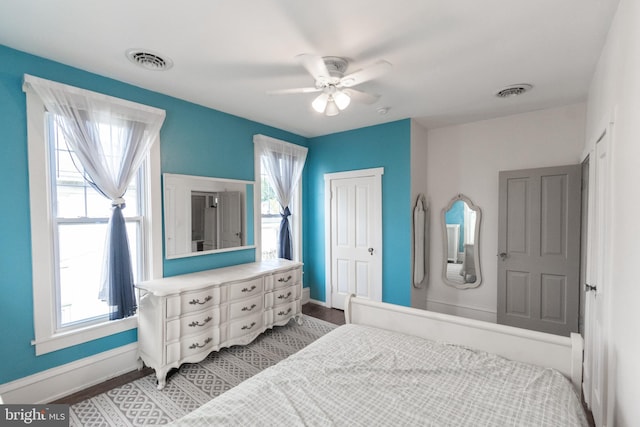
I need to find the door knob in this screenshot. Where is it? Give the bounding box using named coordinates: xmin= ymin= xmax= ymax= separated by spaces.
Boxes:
xmin=585 ymin=283 xmax=597 ymax=292
xmin=368 ymin=248 xmax=374 ymax=256
xmin=498 ymin=252 xmax=508 ymax=260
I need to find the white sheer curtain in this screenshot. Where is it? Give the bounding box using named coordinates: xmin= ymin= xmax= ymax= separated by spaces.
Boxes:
xmin=254 ymin=135 xmax=308 ymax=260
xmin=24 ymin=74 xmax=165 ymax=319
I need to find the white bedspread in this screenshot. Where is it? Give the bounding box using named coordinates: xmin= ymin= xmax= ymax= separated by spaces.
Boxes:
xmin=171 ymin=324 xmax=588 ymax=426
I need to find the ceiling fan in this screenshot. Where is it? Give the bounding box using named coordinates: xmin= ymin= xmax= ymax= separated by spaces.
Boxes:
xmin=268 ymin=54 xmax=392 ymax=116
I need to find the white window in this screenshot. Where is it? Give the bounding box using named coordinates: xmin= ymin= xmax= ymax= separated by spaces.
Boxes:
xmin=24 ymin=79 xmax=163 ymax=355
xmin=50 ymin=118 xmax=146 ymax=327
xmin=254 ymin=139 xmax=303 ymax=262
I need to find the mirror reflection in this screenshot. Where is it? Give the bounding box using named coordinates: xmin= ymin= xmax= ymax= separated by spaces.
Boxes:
xmin=191 ymin=191 xmax=242 ymax=252
xmin=164 ymin=173 xmax=253 ymax=259
xmin=442 ymin=194 xmax=482 ymax=288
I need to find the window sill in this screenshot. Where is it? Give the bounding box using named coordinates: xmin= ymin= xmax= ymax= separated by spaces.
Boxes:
xmin=31 ymin=316 xmax=137 ymax=356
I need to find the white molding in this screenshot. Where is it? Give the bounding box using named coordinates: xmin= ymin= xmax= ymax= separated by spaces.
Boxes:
xmin=425 ymin=298 xmax=497 ymax=323
xmin=301 ymin=287 xmax=311 ymax=305
xmin=324 ymin=168 xmax=384 ymax=309
xmin=23 ymin=81 xmax=162 ymax=355
xmin=0 ymin=343 xmax=139 ymax=404
xmin=308 ymin=298 xmax=328 ymax=307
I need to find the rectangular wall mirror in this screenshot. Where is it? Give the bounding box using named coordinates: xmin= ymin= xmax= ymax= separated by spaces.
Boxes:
xmin=164 ymin=173 xmax=254 ymax=259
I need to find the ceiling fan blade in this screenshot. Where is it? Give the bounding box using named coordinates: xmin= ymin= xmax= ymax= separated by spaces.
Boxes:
xmin=342 ymin=88 xmax=380 ymax=104
xmin=340 ymin=60 xmax=392 ymax=87
xmin=296 ymin=53 xmax=331 ymax=81
xmin=267 ymin=87 xmax=322 ymax=95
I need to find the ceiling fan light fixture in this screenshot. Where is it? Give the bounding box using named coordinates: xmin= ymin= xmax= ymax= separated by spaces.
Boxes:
xmin=333 ymin=90 xmax=351 ymax=110
xmin=312 ymin=93 xmax=329 ymax=113
xmin=325 ymin=99 xmax=340 ymax=116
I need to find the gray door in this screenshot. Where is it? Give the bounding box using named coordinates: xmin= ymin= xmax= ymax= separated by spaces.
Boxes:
xmin=497 ymin=164 xmax=581 ymax=336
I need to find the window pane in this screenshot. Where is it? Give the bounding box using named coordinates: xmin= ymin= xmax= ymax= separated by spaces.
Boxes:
xmin=261 ymin=174 xmax=280 ymax=260
xmin=58 ymin=221 xmax=140 ymax=326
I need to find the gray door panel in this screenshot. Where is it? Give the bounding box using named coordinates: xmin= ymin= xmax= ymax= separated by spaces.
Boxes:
xmin=497 ymin=164 xmax=581 ymax=336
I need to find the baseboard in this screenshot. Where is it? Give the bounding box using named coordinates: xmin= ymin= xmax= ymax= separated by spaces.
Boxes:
xmin=308 ymin=298 xmax=328 ymax=307
xmin=425 ymin=298 xmax=497 ymax=323
xmin=0 ymin=343 xmax=139 ymax=404
xmin=301 ymin=287 xmax=310 ymax=305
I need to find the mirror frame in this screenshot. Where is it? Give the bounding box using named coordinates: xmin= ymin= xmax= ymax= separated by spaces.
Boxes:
xmin=440 ymin=193 xmax=482 ymax=289
xmin=163 ymin=173 xmax=255 ymax=259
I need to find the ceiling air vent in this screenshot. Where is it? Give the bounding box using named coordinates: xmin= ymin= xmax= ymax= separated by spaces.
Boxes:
xmin=495 ymin=84 xmax=533 ymax=98
xmin=126 ymin=49 xmax=173 ymax=71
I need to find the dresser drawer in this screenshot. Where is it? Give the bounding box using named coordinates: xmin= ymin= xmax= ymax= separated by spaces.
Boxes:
xmin=272 ymin=268 xmax=300 ymax=289
xmin=165 ymin=328 xmax=220 ymax=365
xmin=229 ymin=294 xmax=263 ymax=320
xmin=264 ymin=284 xmax=299 ymax=309
xmin=265 ymin=300 xmax=299 ymax=324
xmin=229 ymin=312 xmax=263 ymax=340
xmin=166 ymin=308 xmax=220 ymax=342
xmin=167 ymin=287 xmax=220 ymax=318
xmin=227 ymin=277 xmax=263 ymax=301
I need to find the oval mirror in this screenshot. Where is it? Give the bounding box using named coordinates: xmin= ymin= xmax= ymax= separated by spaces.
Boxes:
xmin=441 ymin=194 xmax=482 ymax=289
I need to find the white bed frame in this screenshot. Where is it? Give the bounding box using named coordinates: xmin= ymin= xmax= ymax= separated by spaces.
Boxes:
xmin=344 ymin=295 xmax=583 ymax=392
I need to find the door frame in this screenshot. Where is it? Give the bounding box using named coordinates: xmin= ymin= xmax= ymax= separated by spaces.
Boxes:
xmin=324 ymin=167 xmax=384 ymax=308
xmin=582 ymin=110 xmax=616 ymax=427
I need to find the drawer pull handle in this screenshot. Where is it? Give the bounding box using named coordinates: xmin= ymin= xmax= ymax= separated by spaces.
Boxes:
xmin=241 ymin=304 xmax=257 ymax=312
xmin=241 ymin=285 xmax=257 ymax=293
xmin=189 ymin=337 xmax=213 ymax=349
xmin=188 ymin=316 xmax=213 ymax=327
xmin=189 ymin=295 xmax=213 ymax=305
xmin=277 ymin=275 xmax=293 ymax=283
xmin=277 ymin=308 xmax=293 ymax=316
xmin=241 ymin=321 xmax=257 ymax=330
xmin=277 ymin=291 xmax=292 ymax=300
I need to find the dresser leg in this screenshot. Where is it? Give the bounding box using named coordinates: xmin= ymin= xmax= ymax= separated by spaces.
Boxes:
xmin=156 ymin=369 xmax=168 ymax=390
xmin=295 ymin=314 xmax=304 ymax=325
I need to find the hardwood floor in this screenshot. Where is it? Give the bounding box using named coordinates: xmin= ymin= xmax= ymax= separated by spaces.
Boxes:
xmin=53 ymin=303 xmax=342 ymax=405
xmin=302 ymin=302 xmax=345 ymax=325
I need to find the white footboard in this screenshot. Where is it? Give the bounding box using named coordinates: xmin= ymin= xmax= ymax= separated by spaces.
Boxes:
xmin=344 ymin=295 xmax=583 ymax=392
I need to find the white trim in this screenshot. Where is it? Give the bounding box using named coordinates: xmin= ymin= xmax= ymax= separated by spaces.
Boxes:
xmin=0 ymin=343 xmax=139 ymax=404
xmin=301 ymin=287 xmax=311 ymax=305
xmin=308 ymin=298 xmax=329 ymax=307
xmin=252 ymin=135 xmax=304 ymax=262
xmin=324 ymin=168 xmax=384 ymax=308
xmin=24 ymin=81 xmax=162 ymax=355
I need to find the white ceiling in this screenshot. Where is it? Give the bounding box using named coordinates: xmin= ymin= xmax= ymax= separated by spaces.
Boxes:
xmin=0 ymin=0 xmax=619 ymax=138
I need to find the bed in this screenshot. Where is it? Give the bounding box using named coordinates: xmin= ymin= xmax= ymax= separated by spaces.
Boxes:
xmin=170 ymin=296 xmax=587 ymax=426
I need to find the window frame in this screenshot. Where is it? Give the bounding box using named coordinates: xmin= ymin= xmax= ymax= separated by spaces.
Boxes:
xmin=253 ymin=141 xmax=303 ymax=262
xmin=25 ymin=84 xmax=163 ymax=355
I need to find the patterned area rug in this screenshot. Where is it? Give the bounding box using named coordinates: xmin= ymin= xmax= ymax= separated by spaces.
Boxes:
xmin=70 ymin=315 xmax=337 ymax=426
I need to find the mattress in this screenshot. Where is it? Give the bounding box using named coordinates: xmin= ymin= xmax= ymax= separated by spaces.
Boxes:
xmin=171 ymin=324 xmax=588 ymax=426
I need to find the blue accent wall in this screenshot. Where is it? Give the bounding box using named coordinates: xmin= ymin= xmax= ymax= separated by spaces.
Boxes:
xmin=445 ymin=200 xmax=465 ymax=251
xmin=0 ymin=44 xmax=306 ymax=384
xmin=0 ymin=43 xmax=413 ymax=388
xmin=304 ymin=120 xmax=412 ymax=306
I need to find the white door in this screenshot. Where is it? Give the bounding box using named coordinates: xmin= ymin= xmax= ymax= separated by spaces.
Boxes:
xmin=584 ymin=126 xmax=612 ymax=427
xmin=219 ymin=191 xmax=242 ymax=248
xmin=325 ymin=168 xmax=383 ymax=310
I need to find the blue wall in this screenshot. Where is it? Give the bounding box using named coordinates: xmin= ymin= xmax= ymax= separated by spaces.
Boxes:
xmin=445 ymin=200 xmax=465 ymax=251
xmin=0 ymin=43 xmax=413 ymax=387
xmin=0 ymin=45 xmax=306 ymax=384
xmin=304 ymin=120 xmax=412 ymax=306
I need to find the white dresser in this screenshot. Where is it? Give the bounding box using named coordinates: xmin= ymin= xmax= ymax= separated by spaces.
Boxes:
xmin=136 ymin=259 xmax=303 ymax=389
